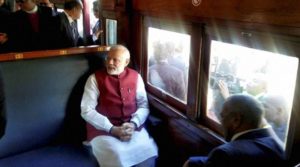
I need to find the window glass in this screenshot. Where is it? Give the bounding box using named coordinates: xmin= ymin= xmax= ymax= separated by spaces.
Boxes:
xmin=106 ymin=19 xmax=117 ymax=45
xmin=207 ymin=40 xmax=298 ymax=146
xmin=147 ymin=27 xmax=190 ymax=103
xmin=77 ymin=9 xmax=83 ymax=38
xmin=89 ymin=0 xmax=99 ymax=34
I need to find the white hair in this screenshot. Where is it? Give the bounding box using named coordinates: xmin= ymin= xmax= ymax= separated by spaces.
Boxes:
xmin=109 ymin=45 xmax=130 ymax=60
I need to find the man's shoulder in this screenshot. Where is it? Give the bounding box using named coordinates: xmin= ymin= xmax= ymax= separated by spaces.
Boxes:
xmin=13 ymin=10 xmax=25 ymax=17
xmin=94 ymin=69 xmax=107 ymax=76
xmin=126 ymin=68 xmax=139 ymax=76
xmin=56 ymin=12 xmax=67 ymax=21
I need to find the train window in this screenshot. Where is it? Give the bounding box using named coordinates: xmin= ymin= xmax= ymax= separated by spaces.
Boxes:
xmin=147 ymin=27 xmax=190 ymax=103
xmin=77 ymin=8 xmax=84 ymax=38
xmin=89 ymin=0 xmax=99 ymax=35
xmin=206 ymin=40 xmax=298 ymax=147
xmin=106 ymin=19 xmax=117 ymax=45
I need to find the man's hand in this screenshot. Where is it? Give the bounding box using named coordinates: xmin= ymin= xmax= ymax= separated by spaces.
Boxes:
xmin=0 ymin=33 xmax=8 ymax=44
xmin=95 ymin=29 xmax=103 ymax=38
xmin=218 ymin=80 xmax=230 ymax=99
xmin=110 ymin=122 xmax=136 ymax=141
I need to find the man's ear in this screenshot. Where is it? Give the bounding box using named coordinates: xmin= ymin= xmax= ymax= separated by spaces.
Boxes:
xmin=125 ymin=58 xmax=130 ymax=66
xmin=232 ymin=113 xmax=242 ymax=130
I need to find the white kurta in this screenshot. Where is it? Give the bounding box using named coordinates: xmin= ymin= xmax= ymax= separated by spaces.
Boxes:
xmin=81 ymin=74 xmax=158 ymax=167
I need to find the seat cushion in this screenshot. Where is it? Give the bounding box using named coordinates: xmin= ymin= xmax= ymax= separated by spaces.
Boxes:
xmin=0 ymin=144 xmax=99 ymax=167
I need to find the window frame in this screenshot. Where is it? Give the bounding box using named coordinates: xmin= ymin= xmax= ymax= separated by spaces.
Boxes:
xmin=142 ymin=17 xmax=202 ymax=114
xmin=200 ymin=24 xmax=300 ymax=155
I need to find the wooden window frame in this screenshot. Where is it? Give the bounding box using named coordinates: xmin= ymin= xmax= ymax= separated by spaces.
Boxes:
xmin=199 ymin=24 xmax=300 ymax=158
xmin=142 ymin=16 xmax=203 ymax=116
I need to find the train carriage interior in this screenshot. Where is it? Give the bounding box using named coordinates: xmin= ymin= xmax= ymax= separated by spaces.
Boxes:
xmin=0 ymin=0 xmax=300 ymax=166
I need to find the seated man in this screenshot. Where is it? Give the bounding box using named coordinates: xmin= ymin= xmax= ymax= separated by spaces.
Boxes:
xmin=81 ymin=45 xmax=158 ymax=167
xmin=183 ymin=94 xmax=285 ymax=167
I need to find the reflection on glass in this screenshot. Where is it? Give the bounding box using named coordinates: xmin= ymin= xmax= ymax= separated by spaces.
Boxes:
xmin=147 ymin=27 xmax=190 ymax=103
xmin=106 ymin=19 xmax=117 ymax=45
xmin=207 ymin=40 xmax=298 ymax=147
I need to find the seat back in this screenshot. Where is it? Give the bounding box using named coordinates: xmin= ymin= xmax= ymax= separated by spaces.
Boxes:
xmin=0 ymin=52 xmax=106 ymax=158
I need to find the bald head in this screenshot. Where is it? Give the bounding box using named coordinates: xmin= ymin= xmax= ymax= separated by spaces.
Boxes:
xmin=261 ymin=95 xmax=289 ymax=126
xmin=221 ymin=94 xmax=264 ymax=141
xmin=224 ymin=95 xmax=264 ymax=127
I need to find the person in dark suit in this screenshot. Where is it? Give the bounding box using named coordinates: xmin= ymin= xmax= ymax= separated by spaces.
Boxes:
xmin=55 ymin=0 xmax=83 ymax=48
xmin=0 ymin=0 xmax=9 ymax=12
xmin=183 ymin=94 xmax=286 ymax=167
xmin=37 ymin=0 xmax=58 ymax=16
xmin=10 ymin=0 xmax=57 ymax=52
xmin=0 ymin=0 xmax=12 ymax=53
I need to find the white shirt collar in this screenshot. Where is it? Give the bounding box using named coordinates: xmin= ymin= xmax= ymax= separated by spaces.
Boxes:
xmin=231 ymin=128 xmax=263 ymax=141
xmin=25 ymin=5 xmax=38 ymax=14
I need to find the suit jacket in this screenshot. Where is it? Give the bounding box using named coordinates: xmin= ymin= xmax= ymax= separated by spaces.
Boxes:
xmin=0 ymin=6 xmax=12 ymax=53
xmin=86 ymin=20 xmax=101 ymax=45
xmin=55 ymin=12 xmax=83 ymax=48
xmin=10 ymin=6 xmax=56 ymax=52
xmin=188 ymin=128 xmax=285 ymax=167
xmin=0 ymin=6 xmax=10 ymax=32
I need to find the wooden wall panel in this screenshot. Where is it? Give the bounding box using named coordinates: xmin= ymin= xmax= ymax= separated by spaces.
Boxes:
xmin=100 ymin=0 xmax=116 ymax=10
xmin=133 ymin=0 xmax=300 ymax=27
xmin=147 ymin=95 xmax=224 ymax=167
xmin=0 ymin=46 xmax=109 ymax=62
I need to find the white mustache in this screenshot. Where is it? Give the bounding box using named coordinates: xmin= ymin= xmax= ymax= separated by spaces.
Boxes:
xmin=107 ymin=65 xmax=116 ymax=69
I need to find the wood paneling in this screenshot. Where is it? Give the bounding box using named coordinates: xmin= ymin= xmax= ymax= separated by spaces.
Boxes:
xmin=147 ymin=94 xmax=224 ymax=167
xmin=133 ymin=0 xmax=300 ymax=27
xmin=100 ymin=0 xmax=116 ymax=10
xmin=0 ymin=46 xmax=110 ymax=62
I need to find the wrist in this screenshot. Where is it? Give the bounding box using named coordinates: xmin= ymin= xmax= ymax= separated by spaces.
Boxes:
xmin=130 ymin=121 xmax=137 ymax=130
xmin=109 ymin=126 xmax=115 ymax=134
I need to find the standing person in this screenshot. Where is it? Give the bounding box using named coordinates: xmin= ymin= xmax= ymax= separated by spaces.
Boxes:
xmin=0 ymin=0 xmax=12 ymax=53
xmin=149 ymin=41 xmax=186 ymax=101
xmin=10 ymin=0 xmax=57 ymax=51
xmin=81 ymin=45 xmax=158 ymax=167
xmin=0 ymin=0 xmax=9 ymax=12
xmin=261 ymin=94 xmax=289 ymax=142
xmin=183 ymin=94 xmax=285 ymax=167
xmin=37 ymin=0 xmax=58 ymax=16
xmin=86 ymin=0 xmax=102 ymax=45
xmin=55 ymin=0 xmax=83 ymax=48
